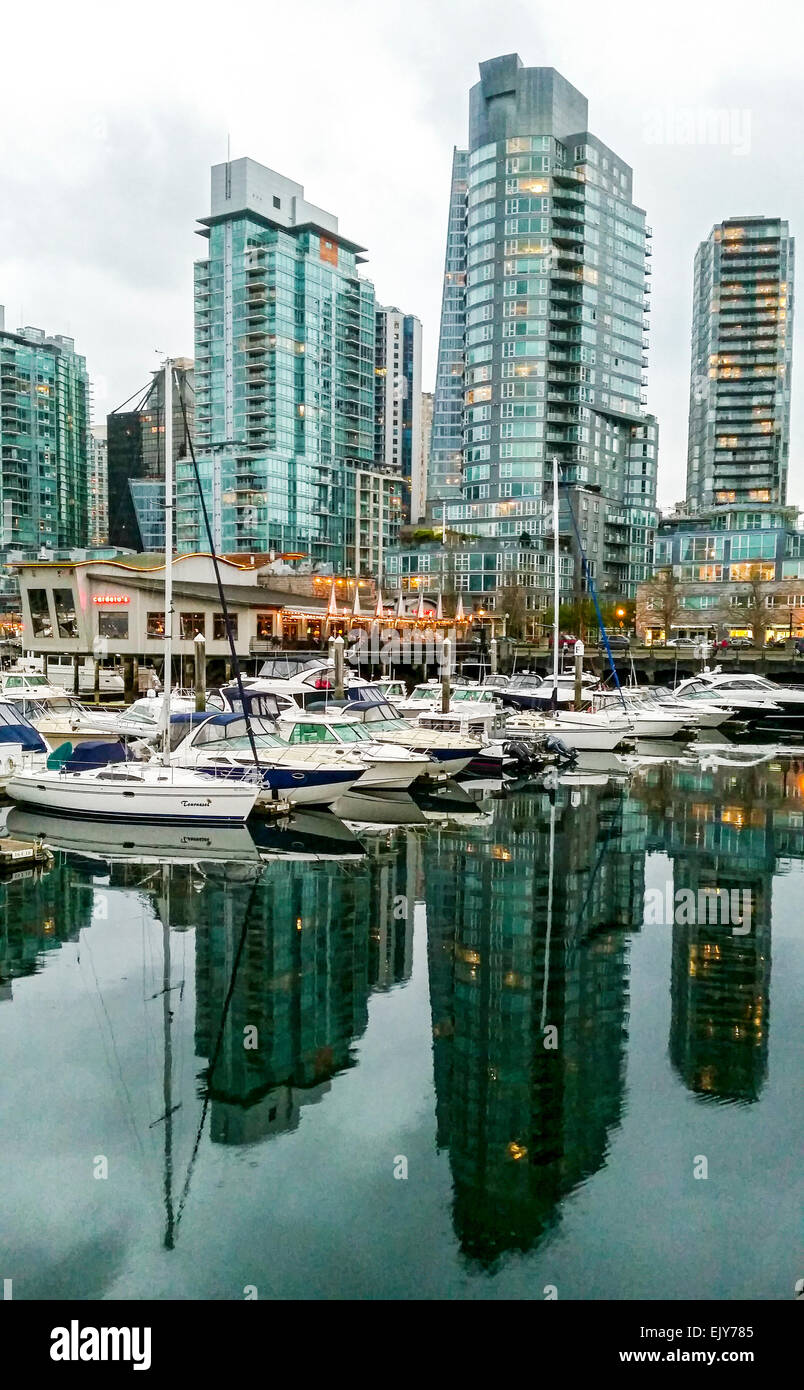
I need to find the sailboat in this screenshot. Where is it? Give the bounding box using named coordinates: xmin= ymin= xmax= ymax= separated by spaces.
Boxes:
xmin=5 ymin=359 xmax=259 ymax=826
xmin=504 ymin=458 xmax=636 ymax=752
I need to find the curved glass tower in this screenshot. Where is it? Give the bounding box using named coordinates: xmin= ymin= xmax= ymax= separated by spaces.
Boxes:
xmin=427 ymin=55 xmax=658 ymax=600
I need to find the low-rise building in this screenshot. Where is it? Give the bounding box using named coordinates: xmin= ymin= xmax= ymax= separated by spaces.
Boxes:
xmin=14 ymin=552 xmax=330 ymax=670
xmin=636 ymin=501 xmax=804 ymax=642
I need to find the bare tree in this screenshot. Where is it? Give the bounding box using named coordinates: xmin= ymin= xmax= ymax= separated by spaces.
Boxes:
xmin=642 ymin=566 xmax=682 ymax=641
xmin=724 ymin=571 xmax=781 ymax=646
xmin=498 ymin=583 xmax=528 ymax=639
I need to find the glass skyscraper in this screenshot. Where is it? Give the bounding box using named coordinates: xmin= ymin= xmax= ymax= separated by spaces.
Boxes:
xmin=425 ymin=56 xmax=658 ymax=601
xmin=428 ymin=148 xmax=469 ymax=517
xmin=374 ymin=306 xmax=422 ymax=524
xmin=0 ymin=308 xmax=91 ymax=553
xmin=686 ymin=217 xmax=794 ymax=511
xmin=107 ymin=360 xmax=194 ymax=552
xmin=178 ymin=158 xmax=400 ymax=573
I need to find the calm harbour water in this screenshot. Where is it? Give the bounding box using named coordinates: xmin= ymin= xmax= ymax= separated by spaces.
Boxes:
xmin=0 ymin=756 xmax=801 ymax=1301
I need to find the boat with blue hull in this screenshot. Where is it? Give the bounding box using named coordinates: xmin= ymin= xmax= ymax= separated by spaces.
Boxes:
xmin=168 ymin=712 xmax=366 ymax=807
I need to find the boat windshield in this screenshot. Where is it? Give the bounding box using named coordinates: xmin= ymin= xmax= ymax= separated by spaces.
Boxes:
xmin=198 ymin=733 xmax=285 ymax=751
xmin=2 ymin=674 xmax=51 ymax=689
xmin=287 ymin=722 xmax=369 ymax=744
xmin=355 ymin=701 xmax=404 ymax=724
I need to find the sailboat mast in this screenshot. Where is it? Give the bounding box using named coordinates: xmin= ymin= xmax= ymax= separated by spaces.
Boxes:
xmin=552 ymin=454 xmax=560 ymax=684
xmin=162 ymin=358 xmax=174 ymax=753
xmin=161 ymin=863 xmax=175 ymax=1249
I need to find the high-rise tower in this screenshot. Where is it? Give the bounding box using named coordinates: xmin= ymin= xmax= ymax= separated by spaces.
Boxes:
xmin=178 ymin=158 xmax=401 ymax=573
xmin=686 ymin=217 xmax=794 ymax=511
xmin=426 ymin=56 xmax=658 ymax=600
xmin=0 ymin=307 xmax=91 ymax=553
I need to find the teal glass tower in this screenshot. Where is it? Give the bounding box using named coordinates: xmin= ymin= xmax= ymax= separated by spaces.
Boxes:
xmin=428 ymin=148 xmax=469 ymax=520
xmin=0 ymin=309 xmax=91 ymax=553
xmin=686 ymin=217 xmax=794 ymax=511
xmin=179 ymin=159 xmax=395 ymax=570
xmin=427 ymin=56 xmax=658 ymax=599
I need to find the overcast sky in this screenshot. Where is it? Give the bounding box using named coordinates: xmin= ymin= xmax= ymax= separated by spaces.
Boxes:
xmin=1 ymin=0 xmax=801 ymax=507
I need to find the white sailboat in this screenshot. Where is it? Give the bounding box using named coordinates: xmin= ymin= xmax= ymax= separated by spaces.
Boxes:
xmin=5 ymin=359 xmax=259 ymax=826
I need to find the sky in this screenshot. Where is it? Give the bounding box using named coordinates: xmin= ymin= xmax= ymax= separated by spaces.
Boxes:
xmin=1 ymin=0 xmax=802 ymax=508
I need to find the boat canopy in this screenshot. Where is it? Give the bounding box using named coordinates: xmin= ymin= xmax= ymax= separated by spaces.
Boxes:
xmin=219 ymin=686 xmax=282 ymax=719
xmin=0 ymin=702 xmax=48 ymax=752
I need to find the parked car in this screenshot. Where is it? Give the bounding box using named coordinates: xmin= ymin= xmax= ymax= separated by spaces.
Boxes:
xmin=664 ymin=637 xmax=700 ymax=649
xmin=725 ymin=637 xmax=755 ymax=649
xmin=600 ymin=633 xmax=630 ymax=652
xmin=546 ymin=631 xmax=580 ymax=650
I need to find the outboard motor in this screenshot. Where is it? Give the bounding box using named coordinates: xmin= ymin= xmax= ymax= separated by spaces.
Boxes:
xmin=544 ymin=734 xmax=577 ymax=766
xmin=502 ymin=738 xmax=538 ymax=768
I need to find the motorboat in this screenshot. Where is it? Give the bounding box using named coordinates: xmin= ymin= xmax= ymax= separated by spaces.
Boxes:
xmin=340 ymin=693 xmax=480 ymax=779
xmin=498 ymin=671 xmax=600 ymax=711
xmin=87 ymin=691 xmax=215 ymax=741
xmin=0 ymin=701 xmax=51 ymax=788
xmin=275 ymin=710 xmax=430 ymax=789
xmin=589 ymin=690 xmax=697 ymax=739
xmin=217 ymin=658 xmax=370 ymax=713
xmin=645 ymin=685 xmax=736 ymax=729
xmin=0 ymin=689 xmax=121 ymax=750
xmin=673 ymin=672 xmax=804 ymax=733
xmin=168 ymin=712 xmax=366 ymax=807
xmin=5 ymin=760 xmax=260 ymax=824
xmin=367 ymin=679 xmax=408 ymax=707
xmin=504 ymin=707 xmax=634 ymax=752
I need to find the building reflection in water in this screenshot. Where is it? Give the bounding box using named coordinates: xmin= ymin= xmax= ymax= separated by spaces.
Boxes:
xmin=636 ymin=757 xmax=804 ymax=1105
xmin=186 ymin=837 xmax=416 ymax=1146
xmin=2 ymin=756 xmax=802 ymax=1258
xmin=423 ymin=782 xmax=646 ymax=1265
xmin=0 ymin=858 xmax=94 ymax=1002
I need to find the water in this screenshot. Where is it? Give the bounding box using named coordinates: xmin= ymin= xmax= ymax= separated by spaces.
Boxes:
xmin=0 ymin=756 xmax=801 ymax=1301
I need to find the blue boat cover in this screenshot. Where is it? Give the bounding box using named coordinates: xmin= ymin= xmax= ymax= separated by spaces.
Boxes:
xmin=62 ymin=741 xmax=127 ymax=771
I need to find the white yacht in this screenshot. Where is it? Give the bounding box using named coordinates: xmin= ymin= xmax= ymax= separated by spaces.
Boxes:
xmin=647 ymin=685 xmax=735 ymax=729
xmin=674 ymin=672 xmax=804 ymax=733
xmin=275 ymin=709 xmax=430 ymax=789
xmin=168 ymin=712 xmax=366 ymax=807
xmin=341 ymin=693 xmax=480 ymax=779
xmin=590 ymin=690 xmax=697 ymax=739
xmin=504 ymin=707 xmax=633 ymax=752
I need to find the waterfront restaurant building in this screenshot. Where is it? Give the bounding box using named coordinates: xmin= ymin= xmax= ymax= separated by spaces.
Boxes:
xmin=14 ymin=552 xmax=331 ymax=674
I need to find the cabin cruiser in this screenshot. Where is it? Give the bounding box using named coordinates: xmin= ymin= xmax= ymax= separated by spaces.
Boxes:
xmin=87 ymin=692 xmax=215 ymax=741
xmin=645 ymin=685 xmax=736 ymax=729
xmin=504 ymin=707 xmax=633 ymax=753
xmin=368 ymin=679 xmax=408 ymax=707
xmin=219 ymin=658 xmax=369 ymax=712
xmin=589 ymin=689 xmax=698 ymax=739
xmin=396 ymin=681 xmax=505 ymax=726
xmin=0 ymin=702 xmax=51 ymax=787
xmin=167 ymin=712 xmax=366 ymax=808
xmin=0 ymin=688 xmax=118 ymax=750
xmin=275 ymin=710 xmax=430 ymax=789
xmin=673 ymin=672 xmax=804 ymax=733
xmin=499 ymin=671 xmax=601 ymax=711
xmin=339 ymin=693 xmax=480 ymax=779
xmin=0 ymin=670 xmax=73 ymax=702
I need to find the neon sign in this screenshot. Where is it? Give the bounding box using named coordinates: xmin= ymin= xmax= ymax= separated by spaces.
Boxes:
xmin=92 ymin=594 xmax=130 ymax=605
